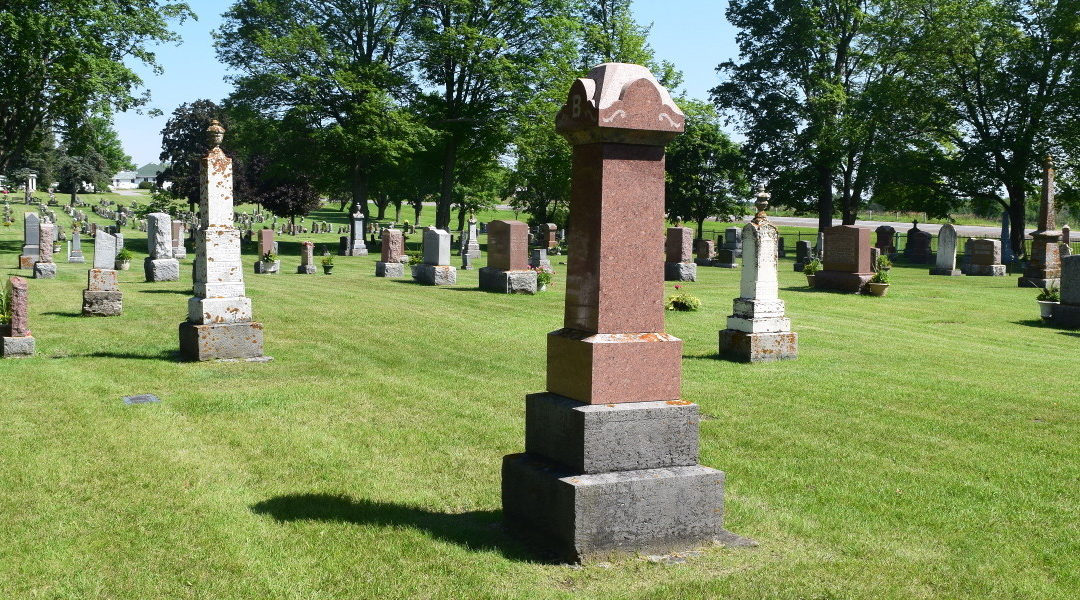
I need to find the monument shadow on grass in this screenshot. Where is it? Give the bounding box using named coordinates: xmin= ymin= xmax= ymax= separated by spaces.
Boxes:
xmin=251 ymin=493 xmax=546 ymax=563
xmin=77 ymin=349 xmax=180 ymax=361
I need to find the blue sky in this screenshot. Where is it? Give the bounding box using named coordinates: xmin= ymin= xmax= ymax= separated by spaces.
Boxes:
xmin=115 ymin=0 xmax=738 ymax=166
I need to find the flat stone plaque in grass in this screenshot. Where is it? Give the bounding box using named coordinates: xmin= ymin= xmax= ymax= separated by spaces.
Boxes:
xmin=123 ymin=394 xmax=160 ymax=405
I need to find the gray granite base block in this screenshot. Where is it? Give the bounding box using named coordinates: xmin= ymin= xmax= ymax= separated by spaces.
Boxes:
xmin=524 ymin=393 xmax=698 ymax=474
xmin=1053 ymin=303 xmax=1080 ymax=329
xmin=33 ymin=263 xmax=57 ymax=279
xmin=144 ymin=257 xmax=180 ymax=282
xmin=718 ymin=329 xmax=798 ymax=363
xmin=254 ymin=260 xmax=280 ymax=274
xmin=664 ymin=261 xmax=697 ymax=282
xmin=1018 ymin=276 xmax=1059 ymax=288
xmin=413 ymin=264 xmax=457 ymax=285
xmin=713 ymin=261 xmax=738 ymax=269
xmin=694 ymin=258 xmax=714 ymax=266
xmin=68 ymin=253 xmax=85 ymax=263
xmin=929 ymin=268 xmax=963 ymax=276
xmin=82 ymin=290 xmax=123 ymax=316
xmin=19 ymin=255 xmax=36 ymax=269
xmin=502 ymin=454 xmax=725 ymax=563
xmin=479 ymin=266 xmax=537 ymax=294
xmin=814 ymin=270 xmax=873 ymax=293
xmin=375 ymin=261 xmax=405 ymax=277
xmin=1 ymin=335 xmax=35 ymax=358
xmin=178 ymin=320 xmax=265 ymax=361
xmin=962 ymin=264 xmax=1006 ymax=276
xmin=297 ymin=265 xmax=316 ymax=274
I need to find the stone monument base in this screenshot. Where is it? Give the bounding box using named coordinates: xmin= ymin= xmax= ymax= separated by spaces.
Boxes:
xmin=297 ymin=264 xmax=316 ymax=274
xmin=144 ymin=257 xmax=180 ymax=282
xmin=33 ymin=263 xmax=56 ymax=279
xmin=1 ymin=335 xmax=35 ymax=358
xmin=929 ymin=267 xmax=963 ymax=276
xmin=339 ymin=236 xmax=369 ymax=256
xmin=793 ymin=261 xmax=807 ymax=272
xmin=693 ymin=258 xmax=713 ymax=266
xmin=963 ymin=264 xmax=1006 ymax=276
xmin=1053 ymin=303 xmax=1080 ymax=329
xmin=479 ymin=266 xmax=536 ymax=294
xmin=502 ymin=454 xmax=725 ymax=563
xmin=254 ymin=260 xmax=280 ymax=274
xmin=664 ymin=261 xmax=696 ymax=281
xmin=178 ymin=321 xmax=265 ymax=361
xmin=814 ymin=270 xmax=873 ymax=293
xmin=68 ymin=253 xmax=85 ymax=263
xmin=718 ymin=330 xmax=798 ymax=363
xmin=413 ymin=264 xmax=457 ymax=285
xmin=712 ymin=260 xmax=738 ymax=269
xmin=1018 ymin=276 xmax=1059 ymax=288
xmin=546 ymin=329 xmax=682 ymax=405
xmin=19 ymin=255 xmax=35 ymax=269
xmin=82 ymin=291 xmax=123 ymax=316
xmin=375 ymin=261 xmax=405 ymax=277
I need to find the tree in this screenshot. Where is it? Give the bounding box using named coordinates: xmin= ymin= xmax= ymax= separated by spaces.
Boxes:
xmin=413 ymin=0 xmax=567 ymax=230
xmin=899 ymin=0 xmax=1080 ymax=257
xmin=158 ymin=100 xmax=231 ymax=207
xmin=56 ymin=148 xmax=109 ymax=203
xmin=714 ymin=0 xmax=889 ymax=229
xmin=254 ymin=173 xmax=323 ymax=223
xmin=665 ymin=102 xmax=747 ymax=238
xmin=0 ymin=0 xmax=193 ymax=172
xmin=216 ymin=0 xmax=429 ymax=216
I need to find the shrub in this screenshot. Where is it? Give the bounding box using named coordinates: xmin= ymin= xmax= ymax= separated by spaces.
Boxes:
xmin=665 ymin=291 xmax=701 ymax=311
xmin=803 ymin=259 xmax=822 ymax=275
xmin=1036 ymin=283 xmax=1059 ymax=302
xmin=321 ymin=255 xmax=334 ymax=267
xmin=533 ymin=265 xmax=554 ymax=286
xmin=137 ymin=181 xmax=155 ymax=190
xmin=876 ymin=255 xmax=892 ymax=271
xmin=117 ymin=247 xmax=134 ymax=261
xmin=870 ymin=269 xmax=891 ymax=284
xmin=406 ymin=251 xmax=423 ymax=266
xmin=261 ymin=252 xmax=278 ymax=263
xmin=0 ymin=284 xmax=10 ymax=326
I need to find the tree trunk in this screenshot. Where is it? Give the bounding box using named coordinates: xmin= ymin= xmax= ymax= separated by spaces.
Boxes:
xmin=816 ymin=163 xmax=834 ymax=232
xmin=697 ymin=217 xmax=705 ymax=240
xmin=436 ymin=137 xmax=457 ymax=231
xmin=375 ymin=195 xmax=388 ymax=220
xmin=1007 ymin=185 xmax=1027 ymax=260
xmin=457 ymin=204 xmax=466 ymax=233
xmin=394 ymin=200 xmax=402 ymax=223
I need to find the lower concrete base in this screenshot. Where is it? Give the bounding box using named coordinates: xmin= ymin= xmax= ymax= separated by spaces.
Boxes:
xmin=1053 ymin=303 xmax=1080 ymax=329
xmin=694 ymin=258 xmax=714 ymax=266
xmin=479 ymin=266 xmax=536 ymax=294
xmin=814 ymin=270 xmax=873 ymax=293
xmin=963 ymin=264 xmax=1006 ymax=276
xmin=297 ymin=264 xmax=316 ymax=274
xmin=413 ymin=264 xmax=457 ymax=285
xmin=1018 ymin=276 xmax=1059 ymax=288
xmin=178 ymin=320 xmax=265 ymax=361
xmin=33 ymin=263 xmax=56 ymax=279
xmin=68 ymin=253 xmax=85 ymax=263
xmin=82 ymin=290 xmax=123 ymax=316
xmin=19 ymin=255 xmax=36 ymax=269
xmin=664 ymin=262 xmax=696 ymax=282
xmin=1 ymin=335 xmax=35 ymax=358
xmin=254 ymin=260 xmax=280 ymax=274
xmin=144 ymin=257 xmax=180 ymax=282
xmin=501 ymin=454 xmax=725 ymax=563
xmin=929 ymin=268 xmax=963 ymax=276
xmin=375 ymin=261 xmax=405 ymax=277
xmin=718 ymin=329 xmax=798 ymax=362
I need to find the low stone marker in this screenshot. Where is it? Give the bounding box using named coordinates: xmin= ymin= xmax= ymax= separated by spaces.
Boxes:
xmin=930 ymin=223 xmax=962 ymax=276
xmin=339 ymin=210 xmax=368 ymax=256
xmin=529 ymin=248 xmax=550 ymax=270
xmin=1053 ymin=255 xmax=1080 ymax=328
xmin=19 ymin=213 xmax=39 ymax=269
xmin=479 ymin=220 xmax=536 ymax=294
xmin=664 ymin=227 xmax=696 ymax=281
xmin=297 ymin=241 xmax=316 ymax=274
xmin=68 ymin=232 xmax=85 ymax=263
xmin=461 ymin=216 xmax=481 ymax=259
xmin=904 ymin=221 xmax=933 ymax=264
xmin=721 ymin=227 xmax=742 ymax=258
xmin=874 ymin=225 xmax=895 ymax=256
xmin=171 ymin=220 xmax=187 ymax=259
xmin=144 ymin=213 xmax=180 ymax=282
xmin=793 ymin=240 xmax=811 ymax=272
xmin=375 ymin=228 xmax=407 ymax=277
xmin=542 ymin=223 xmax=558 ymax=250
xmin=502 ymin=62 xmax=728 ymax=563
xmin=814 ymin=225 xmax=873 ymax=293
xmin=719 ymin=185 xmax=797 ymax=362
xmin=1 ymin=276 xmax=35 ymax=358
xmin=413 ymin=228 xmax=457 ymax=285
xmin=963 ymin=238 xmax=1006 ymax=276
xmin=33 ymin=223 xmax=57 ymax=279
xmin=83 ymin=232 xmax=123 ymax=316
xmin=694 ymin=238 xmax=715 ymax=266
xmin=255 ymin=229 xmax=279 ymax=274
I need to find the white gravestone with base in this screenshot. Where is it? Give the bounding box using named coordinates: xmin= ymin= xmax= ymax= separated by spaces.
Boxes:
xmin=930 ymin=223 xmax=962 ymax=276
xmin=178 ymin=121 xmax=267 ymax=362
xmin=412 ymin=227 xmax=457 ymax=285
xmin=718 ymin=185 xmax=797 ymax=362
xmin=82 ymin=232 xmax=123 ymax=316
xmin=144 ymin=213 xmax=180 ymax=282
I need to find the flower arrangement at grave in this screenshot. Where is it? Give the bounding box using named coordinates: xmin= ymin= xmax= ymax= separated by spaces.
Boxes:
xmin=0 ymin=285 xmax=10 ymax=327
xmin=665 ymin=284 xmax=701 ymax=311
xmin=876 ymin=255 xmax=892 ymax=271
xmin=1036 ymin=282 xmax=1059 ymax=302
xmin=533 ymin=265 xmax=555 ymax=288
xmin=802 ymin=258 xmax=822 ymax=275
xmin=869 ymin=269 xmax=890 ymax=284
xmin=261 ymin=251 xmax=278 ymax=263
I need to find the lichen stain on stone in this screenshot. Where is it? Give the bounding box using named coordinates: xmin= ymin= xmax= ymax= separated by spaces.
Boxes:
xmin=666 ymin=400 xmax=691 ymax=406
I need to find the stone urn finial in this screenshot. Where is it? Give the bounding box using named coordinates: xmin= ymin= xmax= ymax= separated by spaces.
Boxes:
xmin=207 ymin=120 xmax=225 ymax=148
xmin=754 ymin=183 xmax=771 ymax=219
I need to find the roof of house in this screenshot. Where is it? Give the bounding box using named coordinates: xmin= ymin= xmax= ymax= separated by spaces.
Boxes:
xmin=136 ymin=163 xmax=166 ymax=177
xmin=113 ymin=170 xmax=137 ymax=180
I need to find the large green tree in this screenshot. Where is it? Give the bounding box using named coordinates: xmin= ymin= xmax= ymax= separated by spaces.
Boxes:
xmin=216 ymin=0 xmax=428 ymax=216
xmin=158 ymin=100 xmax=231 ymax=207
xmin=0 ymin=0 xmax=193 ymax=171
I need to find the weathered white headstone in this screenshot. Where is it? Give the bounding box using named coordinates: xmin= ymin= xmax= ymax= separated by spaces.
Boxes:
xmin=931 ymin=223 xmax=961 ymax=276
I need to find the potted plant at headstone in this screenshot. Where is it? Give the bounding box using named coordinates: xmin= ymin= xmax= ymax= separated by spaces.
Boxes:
xmin=867 ymin=269 xmax=891 ymax=297
xmin=1036 ymin=283 xmax=1059 ymax=321
xmin=260 ymin=251 xmax=279 ymax=274
xmin=321 ymin=254 xmax=334 ymax=275
xmin=534 ymin=265 xmax=554 ymax=291
xmin=803 ymin=259 xmax=821 ymax=286
xmin=116 ymin=247 xmax=133 ymax=270
xmin=876 ymin=255 xmax=892 ymax=271
xmin=406 ymin=250 xmax=423 ymax=277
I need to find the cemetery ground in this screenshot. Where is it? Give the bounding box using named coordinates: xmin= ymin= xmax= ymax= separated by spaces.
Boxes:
xmin=1 ymin=202 xmax=1076 ymax=599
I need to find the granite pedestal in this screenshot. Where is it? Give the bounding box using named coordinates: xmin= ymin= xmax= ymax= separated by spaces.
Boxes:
xmin=376 ymin=261 xmax=405 ymax=277
xmin=479 ymin=266 xmax=537 ymax=294
xmin=413 ymin=264 xmax=457 ymax=285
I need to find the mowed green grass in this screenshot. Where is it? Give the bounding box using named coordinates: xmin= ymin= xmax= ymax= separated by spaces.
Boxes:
xmin=0 ymin=199 xmax=1077 ymax=600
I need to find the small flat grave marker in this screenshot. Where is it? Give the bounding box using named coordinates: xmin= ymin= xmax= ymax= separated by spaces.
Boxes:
xmin=123 ymin=394 xmax=160 ymax=405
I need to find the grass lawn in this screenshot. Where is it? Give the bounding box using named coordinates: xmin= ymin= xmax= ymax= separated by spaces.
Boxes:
xmin=0 ymin=200 xmax=1077 ymax=599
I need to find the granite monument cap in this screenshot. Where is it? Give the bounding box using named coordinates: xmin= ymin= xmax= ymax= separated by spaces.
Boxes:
xmin=556 ymin=63 xmax=685 ymax=145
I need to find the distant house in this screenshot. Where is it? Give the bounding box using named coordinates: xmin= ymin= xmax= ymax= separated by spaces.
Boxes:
xmin=110 ymin=163 xmax=171 ymax=190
